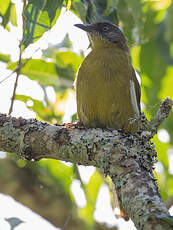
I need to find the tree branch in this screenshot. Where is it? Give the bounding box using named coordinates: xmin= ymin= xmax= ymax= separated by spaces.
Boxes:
xmin=0 ymin=98 xmax=173 ymax=230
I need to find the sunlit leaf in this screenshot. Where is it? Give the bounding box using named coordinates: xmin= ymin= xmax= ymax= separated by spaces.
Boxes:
xmin=0 ymin=0 xmax=10 ymax=15
xmin=79 ymin=171 xmax=103 ymax=225
xmin=8 ymin=59 xmax=59 ymax=87
xmin=23 ymin=0 xmax=64 ymax=47
xmin=15 ymin=94 xmax=47 ymax=118
xmin=56 ymin=51 xmax=83 ymax=73
xmin=10 ymin=3 xmax=17 ymax=26
xmin=1 ymin=1 xmax=11 ymax=28
xmin=0 ymin=53 xmax=10 ymax=63
xmin=39 ymin=159 xmax=73 ymax=193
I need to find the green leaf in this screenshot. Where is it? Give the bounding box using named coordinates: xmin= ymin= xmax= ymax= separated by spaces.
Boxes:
xmin=165 ymin=2 xmax=173 ymax=42
xmin=1 ymin=1 xmax=12 ymax=28
xmin=23 ymin=0 xmax=64 ymax=47
xmin=39 ymin=159 xmax=73 ymax=193
xmin=117 ymin=0 xmax=134 ymax=44
xmin=71 ymin=0 xmax=118 ymax=24
xmin=10 ymin=3 xmax=17 ymax=26
xmin=56 ymin=51 xmax=83 ymax=73
xmin=55 ymin=51 xmax=83 ymax=82
xmin=8 ymin=59 xmax=59 ymax=87
xmin=43 ymin=34 xmax=73 ymax=59
xmin=0 ymin=53 xmax=10 ymax=63
xmin=153 ymin=136 xmax=169 ymax=169
xmin=103 ymin=0 xmax=118 ymax=17
xmin=79 ymin=171 xmax=103 ymax=225
xmin=125 ymin=0 xmax=144 ymax=43
xmin=159 ymin=67 xmax=173 ymax=100
xmin=86 ymin=170 xmax=102 ymax=204
xmin=0 ymin=0 xmax=10 ymax=15
xmin=54 ymin=34 xmax=72 ymax=49
xmin=15 ymin=94 xmax=48 ymax=118
xmin=71 ymin=1 xmax=87 ymax=23
xmin=140 ymin=40 xmax=167 ymax=114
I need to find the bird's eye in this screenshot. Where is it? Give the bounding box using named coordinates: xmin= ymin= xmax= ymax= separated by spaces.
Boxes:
xmin=103 ymin=26 xmax=109 ymax=32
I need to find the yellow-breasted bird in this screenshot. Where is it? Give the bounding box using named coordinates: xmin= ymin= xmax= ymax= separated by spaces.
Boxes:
xmin=74 ymin=22 xmax=141 ymax=133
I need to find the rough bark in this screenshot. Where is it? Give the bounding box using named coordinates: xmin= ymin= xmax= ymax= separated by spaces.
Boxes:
xmin=0 ymin=98 xmax=173 ymax=230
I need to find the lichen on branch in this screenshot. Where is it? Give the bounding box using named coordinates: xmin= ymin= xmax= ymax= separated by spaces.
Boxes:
xmin=0 ymin=98 xmax=172 ymax=230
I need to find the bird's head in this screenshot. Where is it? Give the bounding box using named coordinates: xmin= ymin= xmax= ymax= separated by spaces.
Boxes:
xmin=74 ymin=22 xmax=129 ymax=52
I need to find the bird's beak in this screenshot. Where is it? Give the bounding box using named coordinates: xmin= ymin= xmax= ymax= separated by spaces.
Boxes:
xmin=74 ymin=24 xmax=91 ymax=32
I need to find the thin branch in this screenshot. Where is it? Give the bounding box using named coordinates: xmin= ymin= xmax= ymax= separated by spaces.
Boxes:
xmin=137 ymin=98 xmax=173 ymax=140
xmin=8 ymin=0 xmax=27 ymax=115
xmin=150 ymin=97 xmax=173 ymax=134
xmin=0 ymin=66 xmax=20 ymax=85
xmin=62 ymin=214 xmax=72 ymax=230
xmin=0 ymin=59 xmax=28 ymax=85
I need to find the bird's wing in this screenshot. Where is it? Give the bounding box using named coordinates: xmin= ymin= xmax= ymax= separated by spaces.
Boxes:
xmin=131 ymin=68 xmax=141 ymax=113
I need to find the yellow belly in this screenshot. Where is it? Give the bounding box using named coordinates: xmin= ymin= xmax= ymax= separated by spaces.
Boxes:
xmin=76 ymin=47 xmax=140 ymax=133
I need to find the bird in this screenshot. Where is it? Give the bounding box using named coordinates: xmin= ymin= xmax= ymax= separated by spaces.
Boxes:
xmin=74 ymin=21 xmax=141 ymax=133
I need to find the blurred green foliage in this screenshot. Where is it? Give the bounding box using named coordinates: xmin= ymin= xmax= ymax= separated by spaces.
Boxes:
xmin=0 ymin=0 xmax=173 ymax=229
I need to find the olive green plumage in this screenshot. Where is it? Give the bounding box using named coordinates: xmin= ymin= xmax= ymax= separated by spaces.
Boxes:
xmin=75 ymin=22 xmax=141 ymax=133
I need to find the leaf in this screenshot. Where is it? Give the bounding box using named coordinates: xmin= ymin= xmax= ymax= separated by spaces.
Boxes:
xmin=0 ymin=53 xmax=10 ymax=63
xmin=71 ymin=0 xmax=118 ymax=24
xmin=124 ymin=0 xmax=144 ymax=44
xmin=159 ymin=67 xmax=173 ymax=100
xmin=86 ymin=170 xmax=102 ymax=203
xmin=43 ymin=34 xmax=73 ymax=58
xmin=165 ymin=2 xmax=173 ymax=42
xmin=117 ymin=0 xmax=134 ymax=44
xmin=54 ymin=51 xmax=83 ymax=82
xmin=158 ymin=66 xmax=173 ymax=140
xmin=103 ymin=0 xmax=118 ymax=17
xmin=54 ymin=34 xmax=72 ymax=49
xmin=140 ymin=40 xmax=167 ymax=115
xmin=15 ymin=95 xmax=47 ymax=118
xmin=71 ymin=0 xmax=87 ymax=23
xmin=0 ymin=1 xmax=17 ymax=28
xmin=156 ymin=23 xmax=173 ymax=66
xmin=8 ymin=59 xmax=59 ymax=87
xmin=0 ymin=0 xmax=10 ymax=15
xmin=39 ymin=159 xmax=73 ymax=193
xmin=1 ymin=1 xmax=12 ymax=28
xmin=56 ymin=51 xmax=83 ymax=73
xmin=10 ymin=3 xmax=17 ymax=26
xmin=23 ymin=0 xmax=64 ymax=47
xmin=79 ymin=171 xmax=103 ymax=225
xmin=153 ymin=135 xmax=169 ymax=169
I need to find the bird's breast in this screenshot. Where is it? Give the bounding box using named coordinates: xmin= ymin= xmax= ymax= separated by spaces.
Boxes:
xmin=76 ymin=46 xmax=138 ymax=132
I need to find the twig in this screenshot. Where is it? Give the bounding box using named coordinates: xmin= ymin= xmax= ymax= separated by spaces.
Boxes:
xmin=150 ymin=97 xmax=173 ymax=135
xmin=62 ymin=214 xmax=72 ymax=230
xmin=0 ymin=46 xmax=42 ymax=85
xmin=8 ymin=0 xmax=27 ymax=115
